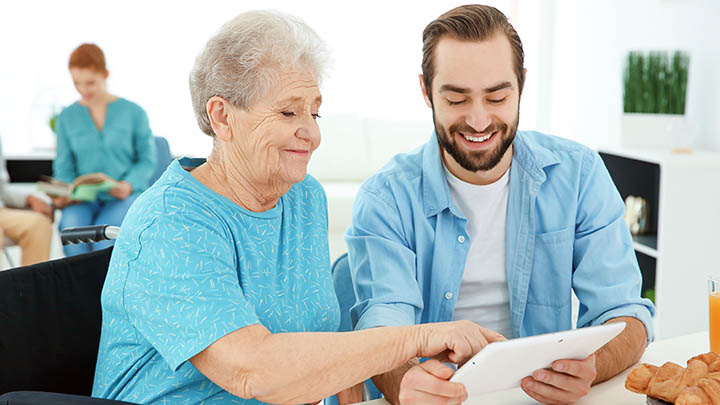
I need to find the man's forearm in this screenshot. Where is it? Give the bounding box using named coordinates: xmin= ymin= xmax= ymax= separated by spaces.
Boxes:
xmin=372 ymin=358 xmax=419 ymax=404
xmin=593 ymin=316 xmax=648 ymax=384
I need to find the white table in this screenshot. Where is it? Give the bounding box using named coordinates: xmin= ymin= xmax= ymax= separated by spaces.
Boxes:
xmin=360 ymin=332 xmax=708 ymax=404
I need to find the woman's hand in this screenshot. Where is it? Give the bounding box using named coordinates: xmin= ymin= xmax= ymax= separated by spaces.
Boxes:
xmin=50 ymin=195 xmax=78 ymax=209
xmin=109 ymin=181 xmax=133 ymax=199
xmin=415 ymin=320 xmax=506 ymax=364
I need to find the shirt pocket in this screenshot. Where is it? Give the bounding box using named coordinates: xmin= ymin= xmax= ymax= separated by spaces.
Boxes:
xmin=527 ymin=227 xmax=574 ymax=307
xmin=67 ymin=129 xmax=96 ymax=158
xmin=103 ymin=125 xmax=135 ymax=158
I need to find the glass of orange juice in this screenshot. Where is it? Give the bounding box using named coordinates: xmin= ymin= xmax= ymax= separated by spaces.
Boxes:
xmin=710 ymin=277 xmax=720 ymax=353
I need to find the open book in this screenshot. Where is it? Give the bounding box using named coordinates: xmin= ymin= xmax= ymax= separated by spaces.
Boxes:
xmin=37 ymin=173 xmax=117 ymax=201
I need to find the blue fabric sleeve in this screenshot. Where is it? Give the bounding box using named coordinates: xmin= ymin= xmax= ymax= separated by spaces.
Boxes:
xmin=52 ymin=112 xmax=78 ymax=183
xmin=572 ymin=151 xmax=655 ymax=342
xmin=121 ymin=107 xmax=156 ymax=192
xmin=345 ymin=187 xmax=422 ymax=331
xmin=123 ymin=210 xmax=260 ymax=371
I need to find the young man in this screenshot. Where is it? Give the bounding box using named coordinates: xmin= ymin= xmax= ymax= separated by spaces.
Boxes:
xmin=345 ymin=5 xmax=654 ymax=404
xmin=0 ymin=138 xmax=53 ymax=266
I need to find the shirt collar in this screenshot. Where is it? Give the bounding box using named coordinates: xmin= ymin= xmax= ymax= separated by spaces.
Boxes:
xmin=421 ymin=130 xmax=561 ymax=218
xmin=421 ymin=132 xmax=454 ymax=217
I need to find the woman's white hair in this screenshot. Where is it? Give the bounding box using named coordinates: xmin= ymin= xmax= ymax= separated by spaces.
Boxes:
xmin=189 ymin=10 xmax=328 ymax=136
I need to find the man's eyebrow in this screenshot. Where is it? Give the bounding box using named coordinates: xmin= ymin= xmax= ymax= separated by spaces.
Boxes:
xmin=439 ymin=84 xmax=469 ymax=94
xmin=485 ymin=81 xmax=513 ymax=93
xmin=438 ymin=81 xmax=513 ymax=94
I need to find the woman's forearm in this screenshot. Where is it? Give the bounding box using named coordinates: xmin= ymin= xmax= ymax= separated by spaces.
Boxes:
xmin=192 ymin=320 xmax=491 ymax=404
xmin=193 ymin=324 xmax=420 ymax=404
xmin=254 ymin=327 xmax=421 ymax=403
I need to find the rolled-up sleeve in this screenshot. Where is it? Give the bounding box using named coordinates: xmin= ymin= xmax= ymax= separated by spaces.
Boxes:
xmin=345 ymin=187 xmax=422 ymax=331
xmin=572 ymin=151 xmax=655 ymax=343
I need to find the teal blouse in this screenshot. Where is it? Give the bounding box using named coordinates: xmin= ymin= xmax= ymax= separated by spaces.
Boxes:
xmin=53 ymin=98 xmax=156 ymax=195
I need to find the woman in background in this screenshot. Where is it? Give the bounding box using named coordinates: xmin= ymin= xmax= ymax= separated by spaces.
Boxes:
xmin=52 ymin=43 xmax=155 ymax=256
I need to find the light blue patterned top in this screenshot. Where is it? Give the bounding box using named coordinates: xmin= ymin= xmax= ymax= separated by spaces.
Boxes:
xmin=92 ymin=159 xmax=340 ymax=404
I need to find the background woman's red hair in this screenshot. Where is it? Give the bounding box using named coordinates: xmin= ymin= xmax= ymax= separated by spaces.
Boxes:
xmin=68 ymin=43 xmax=107 ymax=73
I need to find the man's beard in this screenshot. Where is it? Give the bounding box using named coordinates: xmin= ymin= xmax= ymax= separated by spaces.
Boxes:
xmin=434 ymin=109 xmax=519 ymax=173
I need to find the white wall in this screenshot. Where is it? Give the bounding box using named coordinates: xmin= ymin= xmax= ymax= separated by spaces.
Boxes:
xmin=549 ymin=0 xmax=720 ymax=151
xmin=0 ymin=0 xmax=547 ymax=163
xmin=4 ymin=1 xmax=712 ymax=166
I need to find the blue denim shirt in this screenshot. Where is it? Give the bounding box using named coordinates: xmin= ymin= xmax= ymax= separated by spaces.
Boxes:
xmin=345 ymin=130 xmax=655 ymax=341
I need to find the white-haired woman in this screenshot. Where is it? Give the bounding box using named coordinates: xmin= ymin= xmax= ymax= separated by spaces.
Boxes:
xmin=91 ymin=11 xmax=501 ymax=405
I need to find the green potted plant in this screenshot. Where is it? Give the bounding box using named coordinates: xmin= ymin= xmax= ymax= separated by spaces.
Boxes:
xmin=621 ymin=50 xmax=690 ymax=150
xmin=49 ymin=107 xmax=59 ymax=133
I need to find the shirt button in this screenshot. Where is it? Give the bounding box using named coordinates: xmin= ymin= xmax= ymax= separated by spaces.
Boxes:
xmin=445 ymin=292 xmax=454 ymax=300
xmin=457 ymin=235 xmax=466 ymax=244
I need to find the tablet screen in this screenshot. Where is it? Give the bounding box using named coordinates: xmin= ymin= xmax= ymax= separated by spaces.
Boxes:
xmin=450 ymin=322 xmax=626 ymax=397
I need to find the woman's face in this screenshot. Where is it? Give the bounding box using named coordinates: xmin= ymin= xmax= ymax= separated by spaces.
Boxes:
xmin=70 ymin=68 xmax=108 ymax=103
xmin=229 ymin=71 xmax=322 ymax=187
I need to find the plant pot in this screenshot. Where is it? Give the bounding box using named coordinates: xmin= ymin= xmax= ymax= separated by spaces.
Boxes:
xmin=621 ymin=113 xmax=690 ymax=149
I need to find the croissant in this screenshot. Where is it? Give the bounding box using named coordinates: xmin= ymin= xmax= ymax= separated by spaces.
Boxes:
xmin=625 ymin=352 xmax=720 ymax=404
xmin=689 ymin=352 xmax=720 ymax=373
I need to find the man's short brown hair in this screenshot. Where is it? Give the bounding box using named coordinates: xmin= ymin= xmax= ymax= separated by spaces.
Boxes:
xmin=421 ymin=4 xmax=524 ymax=104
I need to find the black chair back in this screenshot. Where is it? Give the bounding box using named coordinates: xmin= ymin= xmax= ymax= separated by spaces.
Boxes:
xmin=0 ymin=248 xmax=113 ymax=396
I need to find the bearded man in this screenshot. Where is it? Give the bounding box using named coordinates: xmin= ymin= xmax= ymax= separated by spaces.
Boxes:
xmin=345 ymin=4 xmax=654 ymax=404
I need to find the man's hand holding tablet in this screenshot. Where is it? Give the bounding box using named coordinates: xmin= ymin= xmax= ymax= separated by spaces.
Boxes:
xmin=520 ymin=352 xmax=597 ymax=404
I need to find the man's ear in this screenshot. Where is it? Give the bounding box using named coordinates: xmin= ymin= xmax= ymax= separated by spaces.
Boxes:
xmin=206 ymin=96 xmax=233 ymax=141
xmin=419 ymin=74 xmax=432 ymax=108
xmin=519 ymin=68 xmax=527 ymax=96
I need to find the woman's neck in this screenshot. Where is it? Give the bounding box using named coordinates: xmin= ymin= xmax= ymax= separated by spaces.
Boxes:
xmin=192 ymin=149 xmax=291 ymax=213
xmin=80 ymin=93 xmax=117 ymax=108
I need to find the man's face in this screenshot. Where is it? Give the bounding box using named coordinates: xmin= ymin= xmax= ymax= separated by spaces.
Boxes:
xmin=425 ymin=34 xmax=521 ymax=174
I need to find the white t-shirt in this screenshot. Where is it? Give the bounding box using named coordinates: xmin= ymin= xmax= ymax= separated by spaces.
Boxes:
xmin=445 ymin=165 xmax=514 ymax=339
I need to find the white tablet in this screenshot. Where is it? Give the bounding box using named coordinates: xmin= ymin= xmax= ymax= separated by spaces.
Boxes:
xmin=450 ymin=322 xmax=625 ymax=397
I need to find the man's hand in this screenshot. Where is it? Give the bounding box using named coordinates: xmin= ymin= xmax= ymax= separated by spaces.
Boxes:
xmin=397 ymin=359 xmax=467 ymax=404
xmin=26 ymin=195 xmax=54 ymax=220
xmin=521 ymin=354 xmax=597 ymax=404
xmin=50 ymin=195 xmax=77 ymax=209
xmin=335 ymin=382 xmax=364 ymax=405
xmin=109 ymin=181 xmax=133 ymax=199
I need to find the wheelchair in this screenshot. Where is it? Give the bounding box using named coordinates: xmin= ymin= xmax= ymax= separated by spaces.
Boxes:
xmin=0 ymin=225 xmax=133 ymax=404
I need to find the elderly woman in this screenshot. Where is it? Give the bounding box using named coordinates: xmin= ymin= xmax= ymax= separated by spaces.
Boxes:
xmin=92 ymin=11 xmax=500 ymax=405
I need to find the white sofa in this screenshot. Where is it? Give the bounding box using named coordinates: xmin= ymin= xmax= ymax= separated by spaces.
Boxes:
xmin=310 ymin=114 xmax=432 ymax=263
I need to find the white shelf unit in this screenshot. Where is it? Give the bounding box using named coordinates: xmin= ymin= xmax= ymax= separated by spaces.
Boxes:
xmin=598 ymin=146 xmax=720 ymax=339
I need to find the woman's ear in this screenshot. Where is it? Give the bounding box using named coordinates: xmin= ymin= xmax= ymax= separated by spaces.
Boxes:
xmin=207 ymin=96 xmax=233 ymax=141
